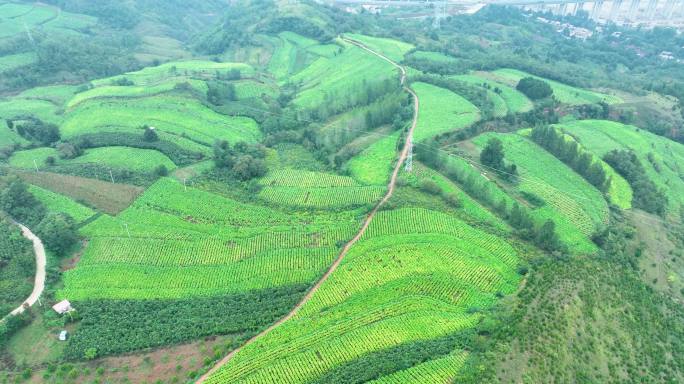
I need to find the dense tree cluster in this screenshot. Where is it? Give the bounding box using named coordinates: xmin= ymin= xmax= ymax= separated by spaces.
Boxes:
xmin=516 ymin=77 xmax=553 ymax=100
xmin=36 ymin=213 xmax=79 ymax=255
xmin=213 ymin=141 xmax=268 ymax=181
xmin=13 ymin=118 xmax=60 ymax=146
xmin=603 ymin=150 xmax=668 ymax=216
xmin=0 ymin=179 xmax=46 ymax=227
xmin=64 ymin=285 xmax=308 ymax=360
xmin=530 ymin=125 xmax=608 ymax=192
xmin=207 ymin=81 xmax=237 ymax=105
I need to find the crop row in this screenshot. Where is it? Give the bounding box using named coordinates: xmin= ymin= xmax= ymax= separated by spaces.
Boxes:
xmin=207 ymin=297 xmax=477 ymax=383
xmin=260 ymin=169 xmax=359 ymax=188
xmin=362 ymin=208 xmax=518 ymax=266
xmin=59 ymin=248 xmax=335 ymax=300
xmin=79 ymin=236 xmax=337 ymax=267
xmin=259 ymin=186 xmax=385 ymax=209
xmin=368 ymin=351 xmax=468 ymax=384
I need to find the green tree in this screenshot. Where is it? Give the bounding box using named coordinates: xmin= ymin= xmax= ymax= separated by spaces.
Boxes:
xmin=36 ymin=213 xmax=78 ymax=255
xmin=480 ymin=138 xmax=505 ymax=171
xmin=0 ymin=179 xmax=46 ymax=227
xmin=143 ymin=126 xmax=159 ymax=142
xmin=535 ymin=219 xmax=562 ymax=252
xmin=516 ymin=77 xmax=553 ymax=100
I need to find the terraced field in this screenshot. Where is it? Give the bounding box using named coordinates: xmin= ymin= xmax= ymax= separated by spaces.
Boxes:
xmin=60 ymin=95 xmax=260 ymax=146
xmin=10 ymin=146 xmax=177 ymax=173
xmin=58 ymin=178 xmax=364 ymax=300
xmin=489 ymin=69 xmax=622 ymax=105
xmin=471 ymin=132 xmax=607 ymax=254
xmin=28 ymin=185 xmax=96 ymax=223
xmin=345 ymin=133 xmax=400 ymax=185
xmin=558 ymin=119 xmax=684 ymax=214
xmin=413 ymin=82 xmax=480 ymax=142
xmin=343 ymin=33 xmax=414 ymax=62
xmin=0 ymin=2 xmax=96 ymax=43
xmin=258 ymin=169 xmax=386 ymax=209
xmin=92 ymin=61 xmax=254 ymax=87
xmin=288 ymin=40 xmax=399 ymax=111
xmin=453 ymin=73 xmax=533 ymax=114
xmin=203 ymin=207 xmax=520 ymax=383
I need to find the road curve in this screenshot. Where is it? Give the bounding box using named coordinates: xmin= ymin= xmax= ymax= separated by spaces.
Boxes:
xmin=8 ymin=223 xmax=46 ymax=317
xmin=196 ymin=38 xmax=419 ymax=383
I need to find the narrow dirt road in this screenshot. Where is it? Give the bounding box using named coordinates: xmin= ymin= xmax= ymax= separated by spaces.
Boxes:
xmin=8 ymin=223 xmax=46 ymax=317
xmin=196 ymin=37 xmax=419 ymax=384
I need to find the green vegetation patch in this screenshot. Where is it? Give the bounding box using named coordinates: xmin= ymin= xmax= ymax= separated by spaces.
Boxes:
xmin=413 ymin=82 xmax=480 ymax=142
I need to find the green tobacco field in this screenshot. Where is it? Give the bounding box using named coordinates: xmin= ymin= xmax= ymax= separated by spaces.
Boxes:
xmin=2 ymin=2 xmax=684 ymax=384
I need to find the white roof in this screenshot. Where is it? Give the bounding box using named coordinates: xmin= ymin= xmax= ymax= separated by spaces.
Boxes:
xmin=52 ymin=300 xmax=72 ymax=314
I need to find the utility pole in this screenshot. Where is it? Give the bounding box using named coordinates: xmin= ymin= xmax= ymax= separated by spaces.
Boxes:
xmin=123 ymin=222 xmax=131 ymax=238
xmin=109 ymin=169 xmax=115 ymax=184
xmin=183 ymin=178 xmax=187 ymax=191
xmin=33 ymin=159 xmax=38 ymax=173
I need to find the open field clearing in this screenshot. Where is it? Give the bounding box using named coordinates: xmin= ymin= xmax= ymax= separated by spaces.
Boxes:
xmin=28 ymin=185 xmax=96 ymax=223
xmin=413 ymin=82 xmax=480 ymax=141
xmin=344 ymin=33 xmax=414 ymax=62
xmin=489 ymin=69 xmax=623 ymax=105
xmin=16 ymin=170 xmax=143 ymax=215
xmin=10 ymin=146 xmax=176 ymax=173
xmin=204 ymin=207 xmax=519 ymax=383
xmin=455 ymin=73 xmax=533 ymax=114
xmin=558 ymin=119 xmax=684 ymax=214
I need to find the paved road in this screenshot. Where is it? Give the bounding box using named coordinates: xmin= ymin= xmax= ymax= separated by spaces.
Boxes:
xmin=196 ymin=36 xmax=419 ymax=384
xmin=8 ymin=223 xmax=46 ymax=317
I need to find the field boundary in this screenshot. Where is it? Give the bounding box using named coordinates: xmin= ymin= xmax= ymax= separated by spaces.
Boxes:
xmin=195 ymin=36 xmax=417 ymax=383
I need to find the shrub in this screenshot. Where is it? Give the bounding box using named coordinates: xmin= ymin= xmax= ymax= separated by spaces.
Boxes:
xmin=516 ymin=77 xmax=553 ymax=100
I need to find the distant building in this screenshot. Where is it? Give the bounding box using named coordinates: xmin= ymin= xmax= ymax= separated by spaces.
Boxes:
xmin=59 ymin=330 xmax=69 ymax=341
xmin=52 ymin=300 xmax=72 ymax=315
xmin=659 ymin=51 xmax=675 ymax=60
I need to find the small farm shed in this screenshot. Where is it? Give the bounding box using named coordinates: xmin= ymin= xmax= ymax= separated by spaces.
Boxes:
xmin=52 ymin=300 xmax=73 ymax=315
